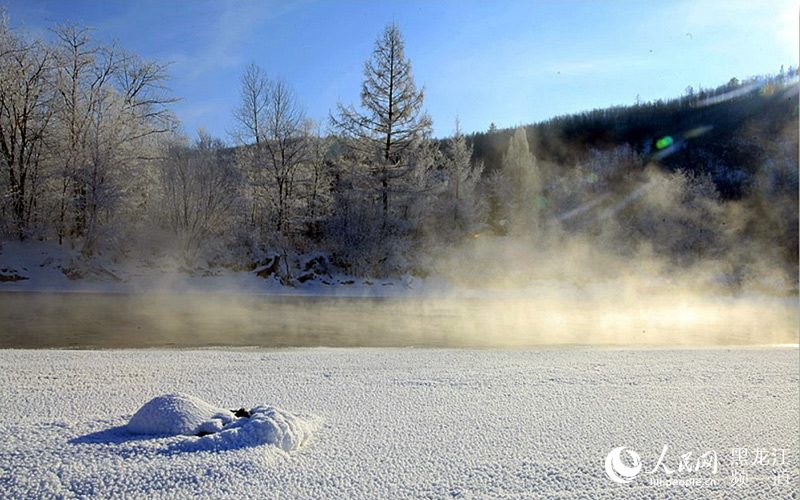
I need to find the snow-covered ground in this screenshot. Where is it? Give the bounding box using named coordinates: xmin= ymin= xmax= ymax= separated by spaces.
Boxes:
xmin=0 ymin=348 xmax=797 ymax=498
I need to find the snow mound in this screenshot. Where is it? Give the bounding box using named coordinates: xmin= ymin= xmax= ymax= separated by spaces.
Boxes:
xmin=127 ymin=393 xmax=318 ymax=452
xmin=127 ymin=393 xmax=232 ymax=436
xmin=191 ymin=405 xmax=318 ymax=452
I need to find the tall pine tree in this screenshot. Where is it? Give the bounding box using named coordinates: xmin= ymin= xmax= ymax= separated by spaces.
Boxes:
xmin=331 ymin=23 xmax=431 ymax=228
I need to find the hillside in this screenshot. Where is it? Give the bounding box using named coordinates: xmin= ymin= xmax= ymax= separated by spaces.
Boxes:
xmin=469 ymin=73 xmax=798 ymax=199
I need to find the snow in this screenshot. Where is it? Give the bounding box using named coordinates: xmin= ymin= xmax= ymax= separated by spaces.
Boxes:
xmin=127 ymin=393 xmax=234 ymax=436
xmin=0 ymin=348 xmax=797 ymax=498
xmin=126 ymin=394 xmax=317 ymax=451
xmin=126 ymin=393 xmax=318 ymax=452
xmin=0 ymin=240 xmax=443 ymax=297
xmin=191 ymin=405 xmax=318 ymax=453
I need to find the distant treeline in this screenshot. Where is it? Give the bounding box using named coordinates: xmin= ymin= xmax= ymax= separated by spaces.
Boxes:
xmin=469 ymin=71 xmax=798 ymax=200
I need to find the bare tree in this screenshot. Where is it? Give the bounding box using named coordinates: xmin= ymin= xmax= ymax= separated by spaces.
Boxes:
xmin=159 ymin=131 xmax=241 ymax=262
xmin=233 ymin=65 xmax=307 ymax=239
xmin=231 ymin=62 xmax=269 ymax=145
xmin=114 ymin=52 xmax=176 ymax=142
xmin=298 ymin=120 xmax=332 ymax=234
xmin=50 ymin=25 xmax=113 ymax=244
xmin=75 ymin=43 xmax=175 ymax=253
xmin=262 ymin=79 xmax=306 ymax=236
xmin=231 ymin=63 xmax=270 ymax=231
xmin=0 ymin=20 xmax=53 ymax=240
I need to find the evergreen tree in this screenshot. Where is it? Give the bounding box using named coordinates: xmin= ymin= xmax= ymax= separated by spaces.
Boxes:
xmin=331 ymin=23 xmax=432 ymax=228
xmin=438 ymin=119 xmax=483 ymax=235
xmin=501 ymin=127 xmax=542 ymax=233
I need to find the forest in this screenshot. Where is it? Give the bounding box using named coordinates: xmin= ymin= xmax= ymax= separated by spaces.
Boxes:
xmin=1 ymin=19 xmax=797 ymax=289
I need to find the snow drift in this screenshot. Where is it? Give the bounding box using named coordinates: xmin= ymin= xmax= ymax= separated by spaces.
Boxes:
xmin=127 ymin=393 xmax=317 ymax=452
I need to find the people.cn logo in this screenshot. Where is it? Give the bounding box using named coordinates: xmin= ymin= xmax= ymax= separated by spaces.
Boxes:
xmin=605 ymin=446 xmax=642 ymax=483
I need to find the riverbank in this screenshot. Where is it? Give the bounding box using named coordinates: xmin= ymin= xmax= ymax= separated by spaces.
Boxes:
xmin=0 ymin=240 xmax=442 ymax=297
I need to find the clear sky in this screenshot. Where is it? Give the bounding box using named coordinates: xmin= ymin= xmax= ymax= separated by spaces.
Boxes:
xmin=4 ymin=0 xmax=798 ymax=140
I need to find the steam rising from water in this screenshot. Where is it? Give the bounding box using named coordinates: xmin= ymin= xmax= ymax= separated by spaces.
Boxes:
xmin=0 ymin=286 xmax=795 ymax=349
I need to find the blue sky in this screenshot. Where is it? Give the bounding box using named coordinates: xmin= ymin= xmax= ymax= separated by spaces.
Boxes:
xmin=4 ymin=0 xmax=797 ymax=140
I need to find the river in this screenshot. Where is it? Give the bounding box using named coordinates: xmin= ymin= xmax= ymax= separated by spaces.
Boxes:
xmin=0 ymin=291 xmax=796 ymax=348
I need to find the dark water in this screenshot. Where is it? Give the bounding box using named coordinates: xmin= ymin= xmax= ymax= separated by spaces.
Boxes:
xmin=0 ymin=292 xmax=797 ymax=348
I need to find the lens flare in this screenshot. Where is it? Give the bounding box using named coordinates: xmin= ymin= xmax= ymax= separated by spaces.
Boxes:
xmin=655 ymin=136 xmax=673 ymax=150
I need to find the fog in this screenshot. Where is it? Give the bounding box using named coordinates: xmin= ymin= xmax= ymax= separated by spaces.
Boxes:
xmin=1 ymin=284 xmax=795 ymax=349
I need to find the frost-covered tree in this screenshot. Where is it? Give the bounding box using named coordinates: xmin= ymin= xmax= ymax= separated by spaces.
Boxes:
xmin=159 ymin=131 xmax=241 ymax=262
xmin=0 ymin=19 xmax=52 ymax=240
xmin=497 ymin=127 xmax=542 ymax=233
xmin=613 ymin=167 xmax=724 ymax=263
xmin=298 ymin=121 xmax=333 ymax=238
xmin=51 ymin=25 xmax=106 ymax=245
xmin=33 ymin=24 xmax=176 ymax=253
xmin=0 ymin=17 xmax=175 ymax=250
xmin=261 ymin=79 xmax=307 ymax=237
xmin=486 ymin=169 xmax=513 ymax=234
xmin=324 ymin=174 xmax=385 ymax=276
xmin=79 ymin=51 xmax=175 ymax=254
xmin=331 ymin=23 xmax=432 ymax=227
xmin=231 ymin=63 xmax=269 ymax=230
xmin=437 ymin=119 xmax=483 ymax=235
xmin=233 ymin=65 xmax=308 ymax=240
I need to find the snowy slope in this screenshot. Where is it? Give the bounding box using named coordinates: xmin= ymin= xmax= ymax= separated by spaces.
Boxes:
xmin=0 ymin=348 xmax=797 ymax=498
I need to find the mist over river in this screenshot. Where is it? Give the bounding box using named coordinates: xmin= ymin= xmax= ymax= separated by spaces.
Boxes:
xmin=0 ymin=291 xmax=796 ymax=349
